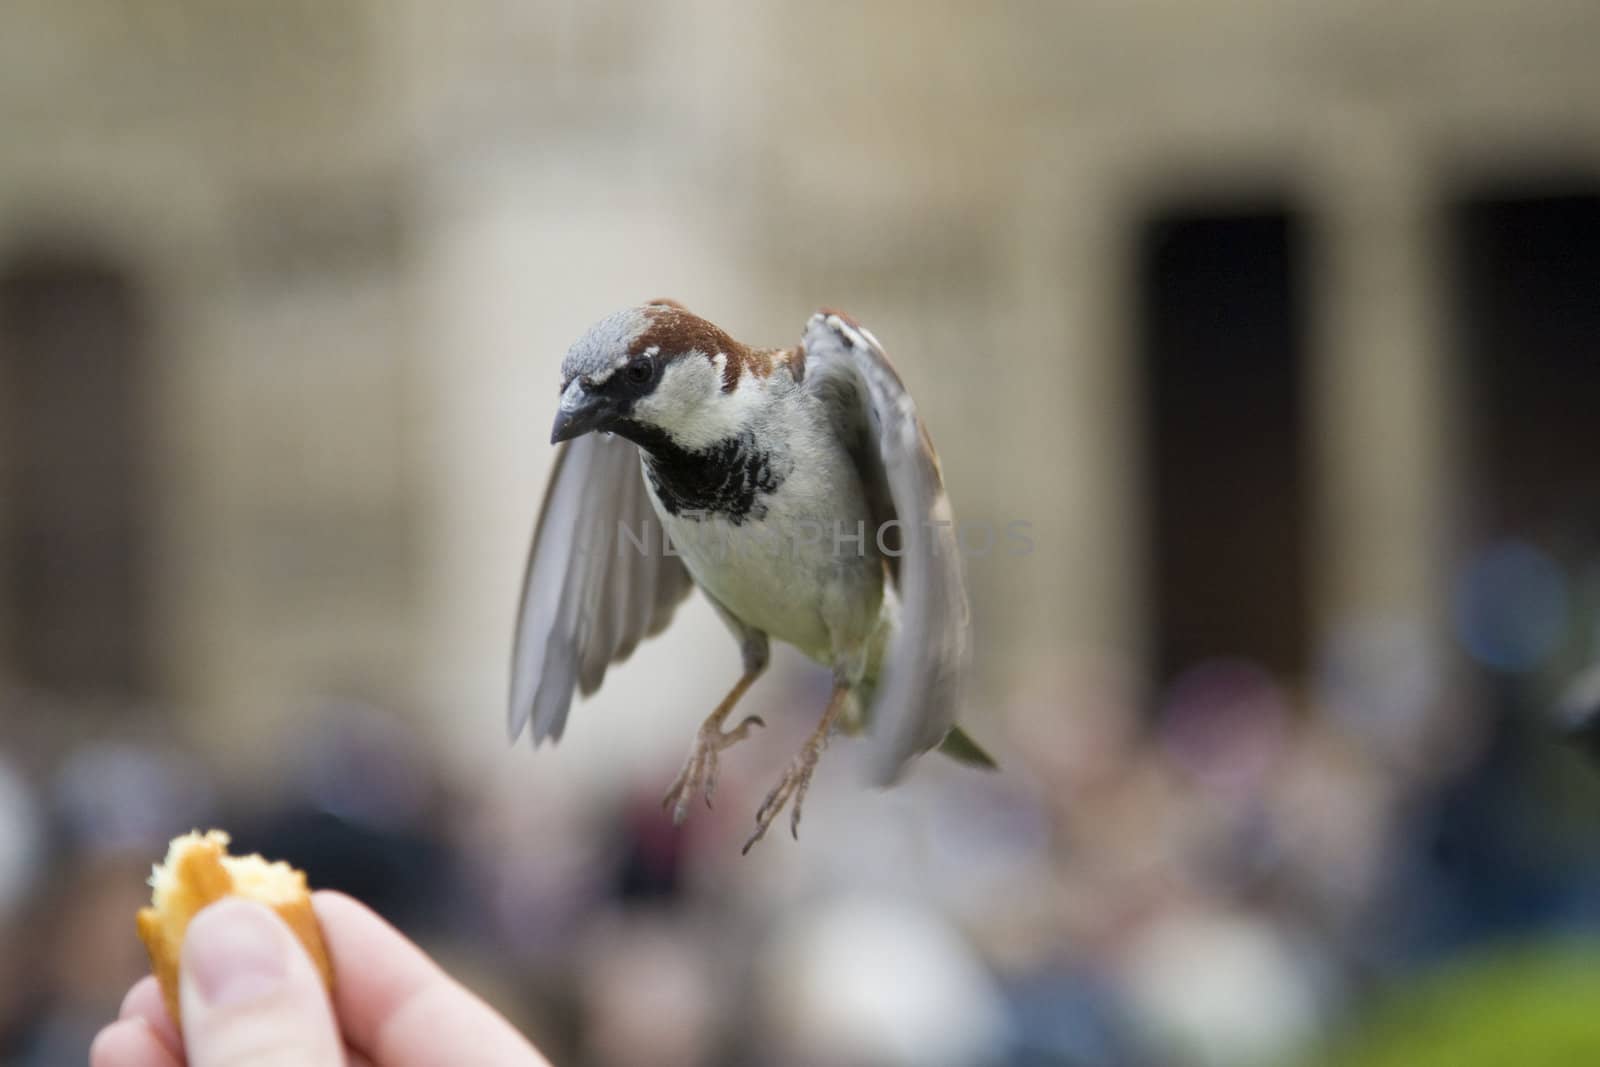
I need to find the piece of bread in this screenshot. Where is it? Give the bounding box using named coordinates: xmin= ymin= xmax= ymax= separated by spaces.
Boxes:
xmin=136 ymin=830 xmax=334 ymax=1029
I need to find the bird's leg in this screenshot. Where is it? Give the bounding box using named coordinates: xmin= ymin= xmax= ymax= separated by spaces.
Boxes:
xmin=743 ymin=681 xmax=849 ymax=854
xmin=662 ymin=636 xmax=768 ymax=825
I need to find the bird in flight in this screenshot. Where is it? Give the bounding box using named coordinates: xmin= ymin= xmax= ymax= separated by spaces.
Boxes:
xmin=510 ymin=300 xmax=993 ymax=851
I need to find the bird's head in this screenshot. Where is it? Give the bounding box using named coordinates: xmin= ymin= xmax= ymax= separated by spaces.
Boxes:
xmin=551 ymin=300 xmax=764 ymax=452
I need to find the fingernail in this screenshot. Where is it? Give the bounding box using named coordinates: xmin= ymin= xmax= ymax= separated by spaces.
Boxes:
xmin=185 ymin=899 xmax=290 ymax=1007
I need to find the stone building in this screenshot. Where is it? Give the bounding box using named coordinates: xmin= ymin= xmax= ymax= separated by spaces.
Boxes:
xmin=3 ymin=1 xmax=1598 ymax=779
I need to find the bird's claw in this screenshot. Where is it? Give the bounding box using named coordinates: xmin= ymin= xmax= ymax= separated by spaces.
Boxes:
xmin=741 ymin=746 xmax=818 ymax=854
xmin=662 ymin=714 xmax=764 ymax=826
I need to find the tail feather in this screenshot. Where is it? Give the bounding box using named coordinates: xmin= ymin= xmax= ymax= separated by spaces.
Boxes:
xmin=936 ymin=726 xmax=997 ymax=769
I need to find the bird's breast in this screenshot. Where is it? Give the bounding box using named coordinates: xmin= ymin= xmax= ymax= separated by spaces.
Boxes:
xmin=644 ymin=447 xmax=883 ymax=664
xmin=639 ymin=430 xmax=788 ymax=525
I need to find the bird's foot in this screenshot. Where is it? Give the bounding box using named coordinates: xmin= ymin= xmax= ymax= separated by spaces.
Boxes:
xmin=742 ymin=737 xmax=825 ymax=854
xmin=662 ymin=712 xmax=764 ymax=825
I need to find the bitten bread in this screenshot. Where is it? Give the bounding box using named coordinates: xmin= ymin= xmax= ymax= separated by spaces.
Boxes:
xmin=136 ymin=830 xmax=333 ymax=1029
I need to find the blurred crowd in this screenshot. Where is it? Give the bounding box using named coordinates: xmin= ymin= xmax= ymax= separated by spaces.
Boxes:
xmin=5 ymin=589 xmax=1600 ymax=1067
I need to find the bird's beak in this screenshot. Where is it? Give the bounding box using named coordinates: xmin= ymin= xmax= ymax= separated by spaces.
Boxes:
xmin=550 ymin=380 xmax=613 ymax=444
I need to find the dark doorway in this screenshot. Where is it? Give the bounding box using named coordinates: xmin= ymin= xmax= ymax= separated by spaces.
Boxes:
xmin=1137 ymin=205 xmax=1311 ymax=687
xmin=1451 ymin=184 xmax=1600 ymax=696
xmin=1453 ymin=186 xmax=1600 ymax=543
xmin=0 ymin=247 xmax=156 ymax=698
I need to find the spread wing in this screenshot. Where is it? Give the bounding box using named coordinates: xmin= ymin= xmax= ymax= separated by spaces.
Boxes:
xmin=802 ymin=310 xmax=972 ymax=785
xmin=509 ymin=432 xmax=695 ymax=746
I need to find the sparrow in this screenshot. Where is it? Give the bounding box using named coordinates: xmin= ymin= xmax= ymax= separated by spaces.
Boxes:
xmin=509 ymin=300 xmax=993 ymax=851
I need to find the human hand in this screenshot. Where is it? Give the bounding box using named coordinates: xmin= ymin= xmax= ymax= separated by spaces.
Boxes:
xmin=91 ymin=891 xmax=554 ymax=1067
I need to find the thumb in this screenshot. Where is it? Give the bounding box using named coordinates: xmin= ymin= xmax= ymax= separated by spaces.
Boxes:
xmin=179 ymin=898 xmax=344 ymax=1067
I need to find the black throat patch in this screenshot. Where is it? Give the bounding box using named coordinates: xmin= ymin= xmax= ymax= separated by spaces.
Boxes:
xmin=615 ymin=422 xmax=787 ymax=524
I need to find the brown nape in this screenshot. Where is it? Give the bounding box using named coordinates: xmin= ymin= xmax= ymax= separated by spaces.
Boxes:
xmin=630 ymin=303 xmax=778 ymax=393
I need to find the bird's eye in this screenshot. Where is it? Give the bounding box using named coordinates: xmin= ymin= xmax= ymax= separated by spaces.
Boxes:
xmin=624 ymin=356 xmax=653 ymax=385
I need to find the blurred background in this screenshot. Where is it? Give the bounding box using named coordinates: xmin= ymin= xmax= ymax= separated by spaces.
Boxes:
xmin=3 ymin=2 xmax=1600 ymax=1064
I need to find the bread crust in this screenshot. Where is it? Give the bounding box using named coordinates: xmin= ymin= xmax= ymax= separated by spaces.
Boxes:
xmin=136 ymin=830 xmax=333 ymax=1030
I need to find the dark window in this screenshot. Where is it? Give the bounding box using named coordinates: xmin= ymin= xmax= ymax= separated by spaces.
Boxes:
xmin=1137 ymin=206 xmax=1310 ymax=685
xmin=1453 ymin=186 xmax=1600 ymax=543
xmin=0 ymin=249 xmax=155 ymax=697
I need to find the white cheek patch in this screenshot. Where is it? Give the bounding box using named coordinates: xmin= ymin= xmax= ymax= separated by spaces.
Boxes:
xmin=633 ymin=354 xmax=769 ymax=451
xmin=632 ymin=357 xmax=711 ymax=430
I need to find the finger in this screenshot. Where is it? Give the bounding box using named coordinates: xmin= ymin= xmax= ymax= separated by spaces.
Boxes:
xmin=178 ymin=898 xmax=343 ymax=1067
xmin=313 ymin=891 xmax=551 ymax=1066
xmin=90 ymin=1018 xmax=184 ymax=1067
xmin=346 ymin=1046 xmax=376 ymax=1067
xmin=120 ymin=975 xmax=183 ymax=1058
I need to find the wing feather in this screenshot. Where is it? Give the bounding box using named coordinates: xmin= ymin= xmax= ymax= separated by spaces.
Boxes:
xmin=802 ymin=311 xmax=972 ymax=785
xmin=509 ymin=432 xmax=694 ymax=745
